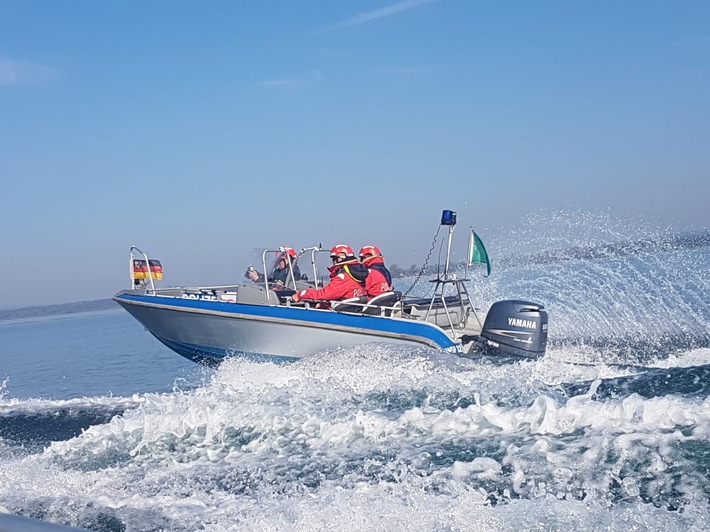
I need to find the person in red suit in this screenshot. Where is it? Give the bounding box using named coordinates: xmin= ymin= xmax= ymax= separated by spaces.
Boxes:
xmin=359 ymin=245 xmax=393 ymax=299
xmin=291 ymin=244 xmax=368 ymax=304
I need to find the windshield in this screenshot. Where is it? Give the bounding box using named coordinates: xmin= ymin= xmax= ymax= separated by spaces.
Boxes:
xmin=269 ymin=251 xmax=296 ymax=277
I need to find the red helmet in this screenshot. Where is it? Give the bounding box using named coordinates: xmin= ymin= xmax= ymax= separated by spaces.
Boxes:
xmin=280 ymin=246 xmax=297 ymax=259
xmin=358 ymin=245 xmax=382 ymax=259
xmin=330 ymin=244 xmax=355 ymax=261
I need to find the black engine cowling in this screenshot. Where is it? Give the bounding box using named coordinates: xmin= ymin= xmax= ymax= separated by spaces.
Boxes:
xmin=471 ymin=300 xmax=548 ymax=359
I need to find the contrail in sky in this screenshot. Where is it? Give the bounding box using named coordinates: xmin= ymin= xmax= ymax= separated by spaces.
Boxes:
xmin=321 ymin=0 xmax=437 ymax=32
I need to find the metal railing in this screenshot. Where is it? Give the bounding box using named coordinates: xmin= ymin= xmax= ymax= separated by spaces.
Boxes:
xmin=130 ymin=246 xmax=158 ymax=293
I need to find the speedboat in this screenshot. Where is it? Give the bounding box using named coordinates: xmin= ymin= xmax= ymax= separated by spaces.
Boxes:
xmin=114 ymin=211 xmax=548 ymax=366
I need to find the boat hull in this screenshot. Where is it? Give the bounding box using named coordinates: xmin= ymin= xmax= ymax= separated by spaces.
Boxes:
xmin=114 ymin=291 xmax=462 ymax=365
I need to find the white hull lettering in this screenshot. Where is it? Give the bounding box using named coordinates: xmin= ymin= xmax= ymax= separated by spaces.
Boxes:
xmin=182 ymin=293 xmax=217 ymax=301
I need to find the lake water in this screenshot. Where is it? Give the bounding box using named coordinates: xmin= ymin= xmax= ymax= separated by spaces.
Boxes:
xmin=1 ymin=233 xmax=709 ymax=531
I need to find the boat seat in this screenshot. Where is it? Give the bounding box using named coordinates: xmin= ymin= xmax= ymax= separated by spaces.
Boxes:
xmin=275 ymin=289 xmax=297 ymax=304
xmin=332 ymin=296 xmax=368 ymax=313
xmin=362 ymin=291 xmax=402 ymax=316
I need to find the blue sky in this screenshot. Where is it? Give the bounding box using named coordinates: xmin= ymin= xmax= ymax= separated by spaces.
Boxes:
xmin=1 ymin=0 xmax=708 ymax=308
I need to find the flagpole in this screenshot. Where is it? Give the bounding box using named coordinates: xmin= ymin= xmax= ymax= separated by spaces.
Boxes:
xmin=465 ymin=226 xmax=474 ymax=280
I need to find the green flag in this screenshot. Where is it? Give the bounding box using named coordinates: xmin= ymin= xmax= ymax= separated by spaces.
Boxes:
xmin=470 ymin=230 xmax=491 ymax=276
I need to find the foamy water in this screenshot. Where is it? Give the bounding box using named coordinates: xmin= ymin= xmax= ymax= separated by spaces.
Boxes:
xmin=1 ymin=214 xmax=709 ymax=530
xmin=1 ymin=343 xmax=709 ymax=531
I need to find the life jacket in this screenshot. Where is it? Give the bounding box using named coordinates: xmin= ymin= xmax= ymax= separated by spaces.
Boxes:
xmin=342 ymin=263 xmax=368 ymax=285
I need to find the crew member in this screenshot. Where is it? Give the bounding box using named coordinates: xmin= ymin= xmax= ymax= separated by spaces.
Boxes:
xmin=291 ymin=244 xmax=367 ymax=304
xmin=359 ymin=245 xmax=393 ymax=298
xmin=247 ymin=246 xmax=300 ymax=286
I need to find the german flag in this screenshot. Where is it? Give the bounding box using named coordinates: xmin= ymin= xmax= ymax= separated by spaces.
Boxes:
xmin=133 ymin=259 xmax=163 ymax=280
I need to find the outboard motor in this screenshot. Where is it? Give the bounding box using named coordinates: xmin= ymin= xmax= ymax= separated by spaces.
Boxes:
xmin=470 ymin=300 xmax=548 ymax=359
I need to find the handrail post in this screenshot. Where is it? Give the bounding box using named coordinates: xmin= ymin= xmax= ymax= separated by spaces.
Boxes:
xmin=129 ymin=246 xmax=156 ymax=292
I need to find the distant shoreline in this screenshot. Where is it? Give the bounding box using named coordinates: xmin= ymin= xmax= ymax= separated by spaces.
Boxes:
xmin=0 ymin=299 xmax=119 ymax=321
